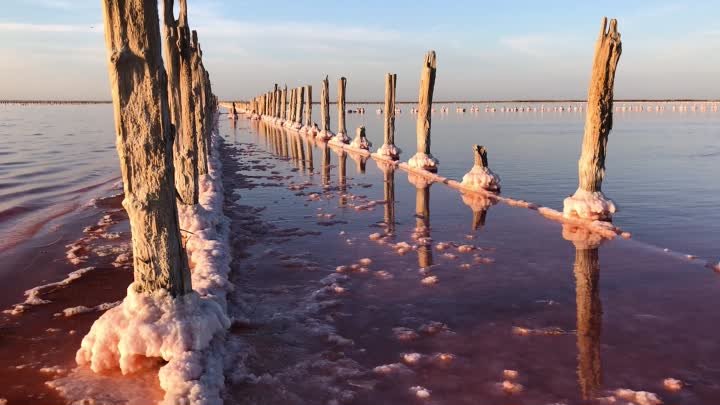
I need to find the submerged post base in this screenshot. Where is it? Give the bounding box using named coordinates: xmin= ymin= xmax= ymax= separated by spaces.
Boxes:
xmin=376 ymin=143 xmax=401 ymax=160
xmin=460 ymin=166 xmax=501 ymax=192
xmin=408 ymin=152 xmax=438 ymax=172
xmin=563 ymin=189 xmax=616 ymax=221
xmin=331 ymin=132 xmax=350 ymax=145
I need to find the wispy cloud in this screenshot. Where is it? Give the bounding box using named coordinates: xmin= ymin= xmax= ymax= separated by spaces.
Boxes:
xmin=0 ymin=22 xmax=102 ymax=33
xmin=499 ymin=34 xmax=552 ymax=56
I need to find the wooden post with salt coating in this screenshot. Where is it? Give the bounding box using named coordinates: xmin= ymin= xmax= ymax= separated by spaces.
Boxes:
xmin=409 ymin=51 xmax=438 ymax=171
xmin=161 ymin=0 xmax=181 ymax=139
xmin=375 ymin=73 xmax=400 ymax=159
xmin=100 ymin=0 xmax=191 ymax=296
xmin=337 ymin=77 xmax=347 ymax=136
xmin=321 ymin=75 xmax=330 ymax=133
xmin=564 ymin=18 xmax=621 ymax=220
xmin=297 ymin=87 xmax=304 ymax=125
xmin=281 ymin=85 xmax=287 ymax=121
xmin=173 ymin=0 xmax=199 ymax=205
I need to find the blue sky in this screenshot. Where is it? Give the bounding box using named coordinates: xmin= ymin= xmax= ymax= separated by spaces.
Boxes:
xmin=1 ymin=0 xmax=718 ymax=100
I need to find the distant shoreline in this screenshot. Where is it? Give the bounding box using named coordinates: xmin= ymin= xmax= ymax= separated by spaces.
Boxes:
xmin=2 ymin=99 xmax=719 ymax=105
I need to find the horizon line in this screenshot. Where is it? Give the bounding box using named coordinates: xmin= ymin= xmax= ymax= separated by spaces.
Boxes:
xmin=2 ymin=98 xmax=720 ymax=105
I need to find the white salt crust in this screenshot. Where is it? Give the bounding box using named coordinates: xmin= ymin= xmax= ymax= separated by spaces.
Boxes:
xmin=460 ymin=165 xmax=500 ymax=192
xmin=375 ymin=143 xmax=401 ymax=159
xmin=407 ymin=152 xmax=439 ymax=171
xmin=54 ymin=119 xmax=233 ymax=405
xmin=563 ymin=188 xmax=616 ymax=220
xmin=350 ymin=136 xmax=372 ymax=150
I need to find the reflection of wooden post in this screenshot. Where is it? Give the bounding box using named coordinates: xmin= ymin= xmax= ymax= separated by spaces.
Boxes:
xmin=416 ymin=184 xmax=432 ymax=268
xmin=321 ymin=75 xmax=330 ymax=132
xmin=305 ymin=85 xmax=313 ymax=127
xmin=101 ymin=0 xmax=191 ymax=295
xmin=337 ymin=77 xmax=347 ymax=136
xmin=564 ymin=18 xmax=621 ymax=220
xmin=383 ymin=166 xmax=396 ymax=234
xmin=574 ymin=246 xmax=602 ymax=400
xmin=409 ymin=51 xmax=438 ymax=172
xmin=305 ymin=138 xmax=314 ymax=172
xmin=321 ymin=144 xmax=330 ymax=186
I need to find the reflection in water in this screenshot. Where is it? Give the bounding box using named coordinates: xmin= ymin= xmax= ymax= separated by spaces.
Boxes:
xmin=305 ymin=137 xmax=314 ymax=173
xmin=563 ymin=225 xmax=604 ymax=400
xmin=321 ymin=144 xmax=330 ymax=187
xmin=381 ymin=164 xmax=396 ymax=235
xmin=460 ymin=192 xmax=494 ymax=231
xmin=410 ymin=174 xmax=433 ymax=268
xmin=351 ymin=153 xmax=368 ymax=174
xmin=336 ymin=148 xmax=348 ymax=207
xmin=297 ymin=135 xmax=306 ymax=171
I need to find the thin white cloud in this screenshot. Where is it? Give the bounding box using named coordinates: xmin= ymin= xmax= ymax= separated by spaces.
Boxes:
xmin=0 ymin=22 xmax=102 ymax=33
xmin=499 ymin=34 xmax=551 ymax=56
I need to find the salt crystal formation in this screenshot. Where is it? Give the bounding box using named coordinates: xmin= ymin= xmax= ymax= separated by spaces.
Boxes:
xmin=563 ymin=188 xmax=617 ymax=220
xmin=72 ymin=129 xmax=232 ymax=404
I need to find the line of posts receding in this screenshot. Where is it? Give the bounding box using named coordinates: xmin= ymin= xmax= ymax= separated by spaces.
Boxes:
xmin=234 ymin=17 xmax=621 ymax=226
xmin=103 ymin=0 xmax=217 ymax=296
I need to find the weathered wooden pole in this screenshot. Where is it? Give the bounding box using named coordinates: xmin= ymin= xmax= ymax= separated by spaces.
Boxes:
xmin=101 ymin=0 xmax=191 ymax=295
xmin=161 ymin=0 xmax=181 ymax=137
xmin=289 ymin=88 xmax=295 ymax=124
xmin=281 ymin=85 xmax=287 ymax=121
xmin=191 ymin=30 xmax=208 ymax=176
xmin=173 ymin=0 xmax=199 ymax=205
xmin=273 ymin=83 xmax=279 ymax=119
xmin=320 ymin=75 xmax=331 ymax=138
xmin=296 ymin=86 xmax=305 ymax=127
xmin=408 ymin=51 xmax=439 ymax=172
xmin=304 ymin=85 xmax=313 ymax=128
xmin=564 ymin=18 xmax=621 ymax=220
xmin=336 ymin=77 xmax=348 ymax=141
xmin=377 ymin=73 xmax=399 ymax=159
xmin=460 ymin=145 xmax=500 ymax=192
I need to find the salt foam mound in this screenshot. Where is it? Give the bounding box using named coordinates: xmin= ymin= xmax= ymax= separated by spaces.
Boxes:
xmin=64 ymin=117 xmax=233 ymax=405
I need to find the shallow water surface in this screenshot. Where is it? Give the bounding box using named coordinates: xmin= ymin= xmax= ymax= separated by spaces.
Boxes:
xmin=216 ymin=117 xmax=720 ymax=405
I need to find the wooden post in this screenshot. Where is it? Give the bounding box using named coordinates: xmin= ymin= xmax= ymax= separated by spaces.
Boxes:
xmin=320 ymin=75 xmax=331 ymax=137
xmin=564 ymin=18 xmax=621 ymax=220
xmin=304 ymin=85 xmax=313 ymax=127
xmin=281 ymin=85 xmax=287 ymax=121
xmin=273 ymin=83 xmax=279 ymax=118
xmin=408 ymin=51 xmax=438 ymax=172
xmin=173 ymin=0 xmax=199 ymax=205
xmin=191 ymin=30 xmax=208 ymax=176
xmin=289 ymin=88 xmax=296 ymax=124
xmin=161 ymin=0 xmax=181 ymax=139
xmin=337 ymin=77 xmax=347 ymax=138
xmin=296 ymin=86 xmax=305 ymax=127
xmin=377 ymin=73 xmax=399 ymax=159
xmin=101 ymin=0 xmax=191 ymax=295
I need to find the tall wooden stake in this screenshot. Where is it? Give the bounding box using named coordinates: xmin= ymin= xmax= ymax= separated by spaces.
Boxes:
xmin=564 ymin=18 xmax=621 ymax=220
xmin=337 ymin=77 xmax=347 ymax=137
xmin=320 ymin=75 xmax=331 ymax=136
xmin=101 ymin=0 xmax=191 ymax=295
xmin=408 ymin=51 xmax=438 ymax=172
xmin=377 ymin=73 xmax=399 ymax=159
xmin=305 ymin=85 xmax=313 ymax=127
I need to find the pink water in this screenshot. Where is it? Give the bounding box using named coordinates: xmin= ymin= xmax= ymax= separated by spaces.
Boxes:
xmin=0 ymin=104 xmax=719 ymax=404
